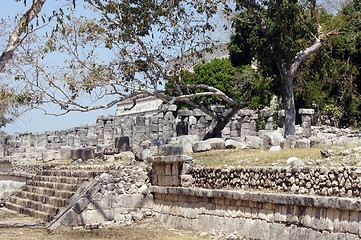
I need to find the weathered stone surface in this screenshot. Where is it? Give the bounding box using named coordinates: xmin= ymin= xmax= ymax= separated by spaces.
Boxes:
xmin=206 ymin=138 xmax=226 ymax=150
xmin=269 ymin=146 xmax=282 ymax=152
xmin=114 ymin=136 xmax=130 ymax=152
xmin=135 ymin=149 xmax=154 ymax=161
xmin=192 ymin=141 xmax=211 ymax=152
xmin=161 ymin=144 xmax=183 ymax=156
xmin=71 ymin=148 xmax=95 ymax=161
xmin=245 ymin=136 xmax=262 ymax=149
xmin=295 ymin=139 xmax=310 ymax=148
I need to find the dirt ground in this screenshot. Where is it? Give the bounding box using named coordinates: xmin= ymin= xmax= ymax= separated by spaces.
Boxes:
xmin=0 ymin=208 xmax=215 ymax=240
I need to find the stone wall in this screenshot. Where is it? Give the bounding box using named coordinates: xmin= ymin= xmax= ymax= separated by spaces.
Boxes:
xmin=152 ymin=186 xmax=361 ymax=239
xmin=189 ymin=166 xmax=361 ymax=198
xmin=0 ymin=160 xmax=33 ymax=202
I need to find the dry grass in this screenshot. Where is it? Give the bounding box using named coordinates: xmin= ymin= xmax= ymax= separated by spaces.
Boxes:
xmin=0 ymin=227 xmax=209 ymax=240
xmin=190 ymin=146 xmax=361 ymax=168
xmin=0 ymin=209 xmax=209 ymax=240
xmin=191 ymin=148 xmax=323 ymax=167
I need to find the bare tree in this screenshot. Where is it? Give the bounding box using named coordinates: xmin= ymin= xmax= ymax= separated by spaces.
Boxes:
xmin=10 ymin=0 xmax=252 ymax=139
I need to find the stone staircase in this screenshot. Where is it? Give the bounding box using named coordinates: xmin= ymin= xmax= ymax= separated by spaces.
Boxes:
xmin=5 ymin=168 xmax=105 ymax=222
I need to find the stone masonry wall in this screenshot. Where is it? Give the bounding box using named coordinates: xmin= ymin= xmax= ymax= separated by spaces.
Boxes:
xmin=48 ymin=163 xmax=153 ymax=230
xmin=152 ymin=186 xmax=361 ymax=240
xmin=189 ymin=166 xmax=361 ymax=198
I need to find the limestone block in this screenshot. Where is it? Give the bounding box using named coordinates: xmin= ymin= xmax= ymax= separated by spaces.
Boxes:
xmin=299 ymin=108 xmax=315 ymax=115
xmin=59 ymin=209 xmax=77 ymax=227
xmin=269 ymin=146 xmax=282 ymax=152
xmin=71 ymin=148 xmax=95 ymax=160
xmin=165 ymin=164 xmax=172 ymax=176
xmin=239 ymin=109 xmax=254 ymax=117
xmin=60 ymin=146 xmax=72 ymax=160
xmin=325 ymin=208 xmax=337 ymax=231
xmin=192 ymin=141 xmax=211 ymax=152
xmin=171 ymin=162 xmax=179 ymax=175
xmin=295 ymin=139 xmax=310 ymax=148
xmin=225 ymin=139 xmax=241 ymax=149
xmin=42 ymin=151 xmax=57 ymax=162
xmin=245 ymin=136 xmax=262 ymax=149
xmin=161 ymin=144 xmax=183 ymax=156
xmin=193 ymin=109 xmax=207 ymax=117
xmin=261 ymin=109 xmax=275 ymax=118
xmin=73 ymin=196 xmax=91 ymax=214
xmin=309 ymin=136 xmax=321 ymax=147
xmin=206 ymin=138 xmax=226 ymax=150
xmin=274 ymin=205 xmax=287 ymax=222
xmin=348 ymin=211 xmax=358 ymax=235
xmin=178 ymin=109 xmax=192 ymax=116
xmin=111 ymin=194 xmax=145 ymax=209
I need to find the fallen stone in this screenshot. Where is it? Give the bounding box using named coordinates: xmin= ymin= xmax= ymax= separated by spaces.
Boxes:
xmin=135 ymin=149 xmax=154 ymax=161
xmin=269 ymin=146 xmax=282 ymax=152
xmin=287 ymin=157 xmax=305 ymax=168
xmin=192 ymin=141 xmax=211 ymax=152
xmin=206 ymin=138 xmax=226 ymax=150
xmin=114 ymin=151 xmax=135 ymax=160
xmin=245 ymin=136 xmax=262 ymax=149
xmin=295 ymin=139 xmax=310 ymax=148
xmin=320 ymin=148 xmax=330 ymax=158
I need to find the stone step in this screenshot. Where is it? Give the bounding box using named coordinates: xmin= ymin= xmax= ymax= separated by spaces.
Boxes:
xmin=21 ymin=185 xmax=75 ymax=199
xmin=9 ymin=196 xmax=59 ymax=215
xmin=41 ymin=170 xmax=104 ymax=178
xmin=28 ymin=180 xmax=80 ymax=192
xmin=33 ymin=175 xmax=89 ymax=185
xmin=14 ymin=191 xmax=68 ymax=208
xmin=5 ymin=202 xmax=53 ymax=222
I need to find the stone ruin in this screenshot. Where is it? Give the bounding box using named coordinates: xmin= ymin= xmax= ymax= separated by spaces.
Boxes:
xmin=0 ymin=96 xmax=358 ymax=162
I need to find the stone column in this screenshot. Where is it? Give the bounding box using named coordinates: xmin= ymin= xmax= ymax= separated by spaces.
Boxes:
xmin=162 ymin=108 xmax=177 ymax=140
xmin=239 ymin=109 xmax=257 ymax=136
xmin=260 ymin=109 xmax=275 ymax=131
xmin=176 ymin=109 xmax=192 ymax=136
xmin=149 ymin=145 xmax=192 ymax=187
xmin=278 ymin=110 xmax=285 ymax=136
xmin=299 ymin=108 xmax=315 ymax=138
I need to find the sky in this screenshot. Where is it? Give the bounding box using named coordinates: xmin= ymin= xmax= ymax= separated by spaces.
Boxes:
xmin=0 ymin=0 xmax=116 ymax=134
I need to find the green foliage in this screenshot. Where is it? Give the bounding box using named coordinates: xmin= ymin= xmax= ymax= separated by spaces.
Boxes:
xmin=229 ymin=0 xmax=361 ymax=128
xmin=166 ymin=58 xmax=273 ymax=110
xmin=231 ymin=0 xmax=317 ymax=75
xmin=0 ymin=84 xmax=33 ymax=128
xmin=294 ymin=0 xmax=361 ymax=127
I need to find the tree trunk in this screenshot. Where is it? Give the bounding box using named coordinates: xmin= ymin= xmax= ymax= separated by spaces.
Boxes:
xmin=282 ymin=73 xmax=296 ymax=136
xmin=202 ymin=104 xmax=242 ymax=140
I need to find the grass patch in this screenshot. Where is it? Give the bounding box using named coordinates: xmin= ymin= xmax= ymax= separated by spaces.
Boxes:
xmin=192 ymin=147 xmax=324 ymax=167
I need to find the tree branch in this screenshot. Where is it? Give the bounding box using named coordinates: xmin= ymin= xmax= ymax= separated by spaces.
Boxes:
xmin=0 ymin=0 xmax=46 ymax=72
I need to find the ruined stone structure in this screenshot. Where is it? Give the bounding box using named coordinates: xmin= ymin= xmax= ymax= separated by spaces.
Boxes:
xmin=36 ymin=145 xmax=361 ymax=239
xmin=0 ymin=96 xmax=317 ymax=161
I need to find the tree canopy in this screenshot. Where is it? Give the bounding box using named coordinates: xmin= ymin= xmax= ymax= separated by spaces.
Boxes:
xmin=229 ymin=0 xmax=345 ymax=135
